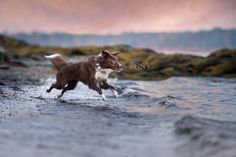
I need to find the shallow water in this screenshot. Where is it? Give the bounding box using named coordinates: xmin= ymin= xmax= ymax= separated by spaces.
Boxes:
xmin=0 ymin=77 xmax=236 ymax=157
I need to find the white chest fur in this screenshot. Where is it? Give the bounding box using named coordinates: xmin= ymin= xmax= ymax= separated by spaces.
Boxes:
xmin=95 ymin=68 xmax=113 ymax=80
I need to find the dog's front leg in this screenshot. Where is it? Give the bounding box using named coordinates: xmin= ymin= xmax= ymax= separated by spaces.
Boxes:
xmin=90 ymin=79 xmax=106 ymax=101
xmin=111 ymin=89 xmax=118 ymax=98
xmin=87 ymin=67 xmax=97 ymax=89
xmin=101 ymin=80 xmax=118 ymax=98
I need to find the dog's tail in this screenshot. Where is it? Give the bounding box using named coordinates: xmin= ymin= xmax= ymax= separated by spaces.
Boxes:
xmin=45 ymin=54 xmax=67 ymax=71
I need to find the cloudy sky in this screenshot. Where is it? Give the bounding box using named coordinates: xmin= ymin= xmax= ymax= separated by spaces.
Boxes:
xmin=0 ymin=0 xmax=236 ymax=34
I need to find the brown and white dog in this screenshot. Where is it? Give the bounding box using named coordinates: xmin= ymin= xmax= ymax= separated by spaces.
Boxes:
xmin=45 ymin=50 xmax=123 ymax=100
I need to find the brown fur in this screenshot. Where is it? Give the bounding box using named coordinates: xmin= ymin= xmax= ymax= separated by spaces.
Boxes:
xmin=45 ymin=51 xmax=123 ymax=100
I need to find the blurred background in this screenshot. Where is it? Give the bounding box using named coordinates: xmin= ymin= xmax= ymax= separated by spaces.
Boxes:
xmin=0 ymin=0 xmax=236 ymax=55
xmin=1 ymin=0 xmax=236 ymax=80
xmin=1 ymin=1 xmax=236 ymax=157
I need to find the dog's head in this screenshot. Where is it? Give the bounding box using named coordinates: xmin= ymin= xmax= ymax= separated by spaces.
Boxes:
xmin=96 ymin=50 xmax=123 ymax=71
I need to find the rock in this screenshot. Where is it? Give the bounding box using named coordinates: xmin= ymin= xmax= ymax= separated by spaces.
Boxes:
xmin=0 ymin=81 xmax=5 ymax=86
xmin=0 ymin=45 xmax=9 ymax=63
xmin=0 ymin=65 xmax=10 ymax=70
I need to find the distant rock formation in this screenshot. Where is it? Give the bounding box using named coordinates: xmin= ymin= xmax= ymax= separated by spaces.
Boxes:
xmin=0 ymin=34 xmax=235 ymax=80
xmin=7 ymin=28 xmax=236 ymax=55
xmin=0 ymin=45 xmax=6 ymax=63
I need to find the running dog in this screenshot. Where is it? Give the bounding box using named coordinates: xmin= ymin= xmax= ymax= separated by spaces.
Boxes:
xmin=45 ymin=50 xmax=123 ymax=100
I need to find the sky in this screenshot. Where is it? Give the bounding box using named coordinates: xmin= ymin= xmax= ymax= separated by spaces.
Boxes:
xmin=0 ymin=0 xmax=236 ymax=34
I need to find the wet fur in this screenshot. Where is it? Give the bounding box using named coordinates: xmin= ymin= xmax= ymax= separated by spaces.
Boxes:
xmin=45 ymin=51 xmax=122 ymax=100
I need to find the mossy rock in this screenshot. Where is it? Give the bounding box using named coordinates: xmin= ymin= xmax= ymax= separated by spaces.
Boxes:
xmin=1 ymin=34 xmax=236 ymax=80
xmin=202 ymin=61 xmax=236 ymax=76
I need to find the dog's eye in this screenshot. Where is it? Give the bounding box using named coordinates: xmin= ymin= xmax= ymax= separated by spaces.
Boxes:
xmin=108 ymin=60 xmax=114 ymax=65
xmin=112 ymin=56 xmax=118 ymax=61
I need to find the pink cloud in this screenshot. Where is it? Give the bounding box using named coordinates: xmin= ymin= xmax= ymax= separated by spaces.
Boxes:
xmin=0 ymin=0 xmax=235 ymax=34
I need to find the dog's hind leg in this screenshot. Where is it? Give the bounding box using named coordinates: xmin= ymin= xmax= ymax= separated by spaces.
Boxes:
xmin=47 ymin=83 xmax=55 ymax=93
xmin=58 ymin=81 xmax=78 ymax=98
xmin=47 ymin=72 xmax=65 ymax=93
xmin=46 ymin=81 xmax=64 ymax=93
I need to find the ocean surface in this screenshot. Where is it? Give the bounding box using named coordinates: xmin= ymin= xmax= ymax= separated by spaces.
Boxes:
xmin=0 ymin=77 xmax=236 ymax=157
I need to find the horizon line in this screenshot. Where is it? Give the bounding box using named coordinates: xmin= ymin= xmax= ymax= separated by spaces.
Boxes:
xmin=1 ymin=27 xmax=236 ymax=36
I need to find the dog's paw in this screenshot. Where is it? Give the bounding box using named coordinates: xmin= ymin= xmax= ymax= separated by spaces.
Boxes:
xmin=101 ymin=94 xmax=107 ymax=101
xmin=112 ymin=90 xmax=118 ymax=98
xmin=111 ymin=89 xmax=118 ymax=98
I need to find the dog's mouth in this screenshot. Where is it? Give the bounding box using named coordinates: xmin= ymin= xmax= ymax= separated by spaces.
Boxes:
xmin=101 ymin=66 xmax=114 ymax=70
xmin=116 ymin=67 xmax=123 ymax=72
xmin=100 ymin=64 xmax=123 ymax=72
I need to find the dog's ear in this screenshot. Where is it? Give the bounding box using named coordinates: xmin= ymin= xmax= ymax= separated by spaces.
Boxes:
xmin=112 ymin=51 xmax=120 ymax=56
xmin=96 ymin=50 xmax=110 ymax=62
xmin=101 ymin=50 xmax=110 ymax=57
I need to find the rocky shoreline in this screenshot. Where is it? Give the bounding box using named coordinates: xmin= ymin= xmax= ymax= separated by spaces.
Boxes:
xmin=1 ymin=34 xmax=236 ymax=80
